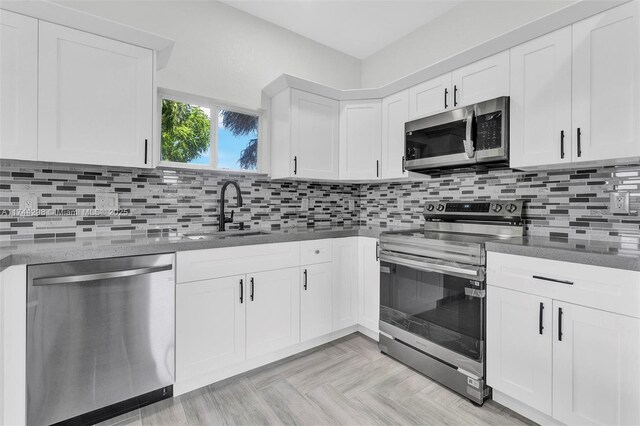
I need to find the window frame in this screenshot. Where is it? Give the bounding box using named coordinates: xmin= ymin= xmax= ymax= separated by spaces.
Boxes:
xmin=157 ymin=88 xmax=262 ymax=173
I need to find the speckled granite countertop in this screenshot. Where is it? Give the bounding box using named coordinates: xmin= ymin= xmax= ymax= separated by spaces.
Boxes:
xmin=0 ymin=225 xmax=401 ymax=271
xmin=486 ymin=237 xmax=640 ymax=272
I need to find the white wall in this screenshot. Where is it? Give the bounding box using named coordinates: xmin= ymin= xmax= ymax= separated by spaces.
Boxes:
xmin=361 ymin=0 xmax=572 ymax=88
xmin=56 ymin=0 xmax=362 ymax=110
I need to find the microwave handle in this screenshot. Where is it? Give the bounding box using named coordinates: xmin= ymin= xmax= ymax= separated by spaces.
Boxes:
xmin=463 ymin=110 xmax=475 ymax=159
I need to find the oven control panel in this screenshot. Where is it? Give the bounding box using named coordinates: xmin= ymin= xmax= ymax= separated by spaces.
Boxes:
xmin=423 ymin=200 xmax=524 ymax=220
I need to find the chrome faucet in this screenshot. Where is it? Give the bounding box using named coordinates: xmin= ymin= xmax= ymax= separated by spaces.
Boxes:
xmin=219 ymin=181 xmax=243 ymax=231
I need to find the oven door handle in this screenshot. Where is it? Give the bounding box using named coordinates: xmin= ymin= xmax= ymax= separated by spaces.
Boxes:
xmin=380 ymin=252 xmax=481 ymax=279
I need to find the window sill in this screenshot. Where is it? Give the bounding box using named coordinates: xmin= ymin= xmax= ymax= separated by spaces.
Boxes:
xmin=157 ymin=162 xmax=267 ymax=176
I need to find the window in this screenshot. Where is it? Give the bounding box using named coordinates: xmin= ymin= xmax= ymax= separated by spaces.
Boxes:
xmin=159 ymin=92 xmax=259 ymax=171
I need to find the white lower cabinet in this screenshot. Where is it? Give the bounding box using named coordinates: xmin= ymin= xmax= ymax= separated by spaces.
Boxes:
xmin=358 ymin=238 xmax=380 ymax=335
xmin=300 ymin=263 xmax=333 ymax=342
xmin=176 ymin=275 xmax=246 ymax=381
xmin=487 ymin=253 xmax=640 ymax=426
xmin=487 ymin=286 xmax=553 ymax=415
xmin=246 ymin=268 xmax=301 ymax=359
xmin=332 ymin=238 xmax=359 ymax=330
xmin=552 ymin=301 xmax=640 ymax=426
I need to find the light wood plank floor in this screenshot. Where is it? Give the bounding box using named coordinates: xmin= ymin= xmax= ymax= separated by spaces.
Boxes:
xmin=96 ymin=333 xmax=534 ymax=426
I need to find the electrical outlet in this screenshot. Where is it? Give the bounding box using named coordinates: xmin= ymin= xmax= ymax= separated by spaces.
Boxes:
xmin=348 ymin=199 xmax=356 ymax=211
xmin=610 ymin=192 xmax=630 ymax=214
xmin=398 ymin=199 xmax=404 ymax=210
xmin=19 ymin=193 xmax=38 ymax=211
xmin=96 ymin=193 xmax=118 ymax=211
xmin=301 ymin=198 xmax=309 ymax=211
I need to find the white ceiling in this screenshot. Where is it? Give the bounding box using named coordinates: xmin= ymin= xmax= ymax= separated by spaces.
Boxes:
xmin=219 ymin=0 xmax=462 ymax=59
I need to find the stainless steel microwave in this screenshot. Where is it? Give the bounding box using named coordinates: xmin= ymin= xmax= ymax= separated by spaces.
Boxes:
xmin=404 ymin=96 xmax=509 ymax=174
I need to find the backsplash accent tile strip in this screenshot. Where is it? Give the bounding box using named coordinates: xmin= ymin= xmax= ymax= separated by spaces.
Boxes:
xmin=2 ymin=159 xmax=640 ymax=243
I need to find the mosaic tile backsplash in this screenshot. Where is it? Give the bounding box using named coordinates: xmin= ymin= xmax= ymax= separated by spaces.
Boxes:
xmin=359 ymin=166 xmax=640 ymax=242
xmin=2 ymin=159 xmax=640 ymax=243
xmin=0 ymin=160 xmax=359 ymax=241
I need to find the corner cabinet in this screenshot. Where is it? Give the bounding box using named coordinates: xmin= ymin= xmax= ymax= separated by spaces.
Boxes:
xmin=0 ymin=10 xmax=38 ymax=161
xmin=270 ymin=88 xmax=340 ymax=180
xmin=339 ymin=100 xmax=382 ymax=180
xmin=487 ymin=252 xmax=640 ymax=426
xmin=511 ymin=1 xmax=640 ymax=169
xmin=38 ymin=21 xmax=153 ymax=168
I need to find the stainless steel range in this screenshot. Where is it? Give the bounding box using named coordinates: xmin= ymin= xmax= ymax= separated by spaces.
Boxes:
xmin=378 ymin=200 xmax=524 ymax=405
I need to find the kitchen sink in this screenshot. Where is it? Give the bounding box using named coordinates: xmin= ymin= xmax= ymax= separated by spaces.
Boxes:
xmin=182 ymin=230 xmax=270 ymax=240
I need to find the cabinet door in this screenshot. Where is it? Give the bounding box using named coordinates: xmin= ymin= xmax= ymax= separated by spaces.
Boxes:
xmin=246 ymin=268 xmax=300 ymax=359
xmin=291 ymin=89 xmax=340 ymax=180
xmin=38 ymin=21 xmax=153 ymax=168
xmin=176 ymin=275 xmax=246 ymax=381
xmin=408 ymin=73 xmax=451 ymax=119
xmin=0 ymin=11 xmax=37 ymax=161
xmin=381 ymin=90 xmax=409 ymax=179
xmin=332 ymin=237 xmax=358 ymax=330
xmin=451 ymin=51 xmax=510 ymax=107
xmin=486 ymin=286 xmax=553 ymax=416
xmin=510 ymin=27 xmax=573 ymax=169
xmin=339 ymin=100 xmax=382 ymax=180
xmin=300 ymin=263 xmax=333 ymax=341
xmin=553 ymin=302 xmax=640 ymax=426
xmin=358 ymin=238 xmax=380 ymax=334
xmin=572 ymin=2 xmax=640 ymax=163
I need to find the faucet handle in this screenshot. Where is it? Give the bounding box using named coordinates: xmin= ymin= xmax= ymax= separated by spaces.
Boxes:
xmin=228 ymin=210 xmax=234 ymax=223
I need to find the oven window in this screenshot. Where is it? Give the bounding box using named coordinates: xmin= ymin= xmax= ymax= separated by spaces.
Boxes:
xmin=380 ymin=262 xmax=483 ymax=361
xmin=405 ymin=119 xmax=466 ymax=161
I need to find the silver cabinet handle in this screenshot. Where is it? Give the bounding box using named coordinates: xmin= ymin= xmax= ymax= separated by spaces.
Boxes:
xmin=32 ymin=264 xmax=173 ymax=286
xmin=463 ymin=109 xmax=475 ymax=159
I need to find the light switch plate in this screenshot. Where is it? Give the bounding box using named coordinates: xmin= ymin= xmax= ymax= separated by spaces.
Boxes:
xmin=19 ymin=193 xmax=38 ymax=211
xmin=301 ymin=198 xmax=309 ymax=211
xmin=610 ymin=192 xmax=630 ymax=214
xmin=348 ymin=199 xmax=356 ymax=211
xmin=397 ymin=199 xmax=404 ymax=210
xmin=96 ymin=193 xmax=118 ymax=211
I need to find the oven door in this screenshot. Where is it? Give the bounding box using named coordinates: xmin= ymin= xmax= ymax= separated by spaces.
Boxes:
xmin=379 ymin=251 xmax=485 ymax=377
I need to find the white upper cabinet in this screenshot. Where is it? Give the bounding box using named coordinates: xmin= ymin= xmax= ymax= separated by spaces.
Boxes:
xmin=510 ymin=27 xmax=573 ymax=169
xmin=339 ymin=99 xmax=382 ymax=180
xmin=381 ymin=90 xmax=409 ymax=179
xmin=270 ymin=89 xmax=340 ymax=180
xmin=451 ymin=51 xmax=510 ymax=108
xmin=408 ymin=73 xmax=451 ymax=119
xmin=511 ymin=2 xmax=640 ymax=170
xmin=0 ymin=10 xmax=37 ymax=161
xmin=38 ymin=21 xmax=153 ymax=168
xmin=572 ymin=1 xmax=640 ymax=163
xmin=553 ymin=301 xmax=639 ymax=426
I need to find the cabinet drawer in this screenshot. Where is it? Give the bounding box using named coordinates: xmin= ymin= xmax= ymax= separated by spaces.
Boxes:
xmin=300 ymin=239 xmax=333 ymax=265
xmin=177 ymin=242 xmax=300 ymax=283
xmin=488 ymin=252 xmax=640 ymax=318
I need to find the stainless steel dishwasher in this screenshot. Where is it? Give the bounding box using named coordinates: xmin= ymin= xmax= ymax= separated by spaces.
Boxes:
xmin=26 ymin=253 xmax=175 ymax=426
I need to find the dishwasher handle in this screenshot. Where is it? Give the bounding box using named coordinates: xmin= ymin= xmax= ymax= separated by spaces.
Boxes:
xmin=32 ymin=264 xmax=173 ymax=286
